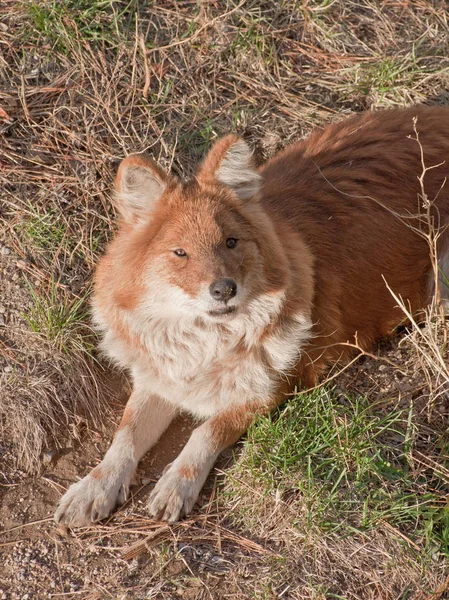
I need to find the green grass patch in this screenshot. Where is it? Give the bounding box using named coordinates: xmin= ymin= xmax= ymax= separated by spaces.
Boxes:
xmin=356 ymin=58 xmax=417 ymax=98
xmin=178 ymin=117 xmax=218 ymax=162
xmin=343 ymin=53 xmax=448 ymax=106
xmin=15 ymin=202 xmax=109 ymax=268
xmin=26 ymin=0 xmax=137 ymax=52
xmin=225 ymin=388 xmax=449 ymax=557
xmin=24 ymin=279 xmax=96 ymax=356
xmin=19 ymin=205 xmax=67 ymax=254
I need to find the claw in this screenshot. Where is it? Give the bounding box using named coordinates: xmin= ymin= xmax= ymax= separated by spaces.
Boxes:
xmin=147 ymin=465 xmax=201 ymax=523
xmin=54 ymin=470 xmax=131 ymax=527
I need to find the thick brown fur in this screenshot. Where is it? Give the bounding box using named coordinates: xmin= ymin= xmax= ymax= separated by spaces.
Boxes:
xmin=260 ymin=106 xmax=449 ymax=383
xmin=55 ymin=106 xmax=449 ymax=527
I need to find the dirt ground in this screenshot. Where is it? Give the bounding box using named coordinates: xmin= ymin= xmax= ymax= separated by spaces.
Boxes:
xmin=0 ymin=366 xmax=279 ymax=600
xmin=1 ymin=341 xmax=448 ymax=600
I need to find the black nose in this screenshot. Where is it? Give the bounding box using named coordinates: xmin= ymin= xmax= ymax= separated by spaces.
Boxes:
xmin=209 ymin=278 xmax=237 ymax=302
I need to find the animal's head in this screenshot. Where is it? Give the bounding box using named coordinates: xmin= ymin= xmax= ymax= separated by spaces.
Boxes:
xmin=100 ymin=136 xmax=289 ymax=324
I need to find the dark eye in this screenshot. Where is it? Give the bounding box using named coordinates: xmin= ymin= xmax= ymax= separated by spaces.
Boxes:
xmin=173 ymin=249 xmax=187 ymax=257
xmin=226 ymin=238 xmax=238 ymax=249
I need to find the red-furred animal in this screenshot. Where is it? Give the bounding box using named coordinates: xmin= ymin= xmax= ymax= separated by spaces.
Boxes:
xmin=55 ymin=106 xmax=449 ymax=526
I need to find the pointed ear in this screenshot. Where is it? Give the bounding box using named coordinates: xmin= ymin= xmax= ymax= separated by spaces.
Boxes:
xmin=197 ymin=135 xmax=262 ymax=200
xmin=114 ymin=153 xmax=170 ymax=223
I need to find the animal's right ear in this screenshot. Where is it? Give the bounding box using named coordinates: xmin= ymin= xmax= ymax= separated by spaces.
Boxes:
xmin=114 ymin=153 xmax=170 ymax=223
xmin=197 ymin=135 xmax=261 ymax=201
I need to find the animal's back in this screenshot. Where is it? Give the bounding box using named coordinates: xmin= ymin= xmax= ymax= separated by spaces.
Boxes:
xmin=260 ymin=106 xmax=449 ymax=376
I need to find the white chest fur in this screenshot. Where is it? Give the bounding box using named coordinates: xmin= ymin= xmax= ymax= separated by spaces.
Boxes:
xmin=95 ymin=299 xmax=312 ymax=419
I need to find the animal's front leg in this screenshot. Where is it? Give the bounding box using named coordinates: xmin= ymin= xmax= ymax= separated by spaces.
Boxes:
xmin=148 ymin=398 xmax=277 ymax=522
xmin=55 ymin=390 xmax=175 ymax=527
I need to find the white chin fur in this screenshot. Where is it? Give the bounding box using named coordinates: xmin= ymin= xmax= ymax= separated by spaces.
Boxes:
xmin=205 ymin=309 xmax=239 ymax=322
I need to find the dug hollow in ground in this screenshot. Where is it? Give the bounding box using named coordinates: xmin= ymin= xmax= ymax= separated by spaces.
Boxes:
xmin=55 ymin=105 xmax=449 ymax=527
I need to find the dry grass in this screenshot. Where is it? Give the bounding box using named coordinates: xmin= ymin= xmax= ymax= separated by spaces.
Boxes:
xmin=1 ymin=0 xmax=449 ymax=598
xmin=382 ymin=118 xmax=449 ymax=422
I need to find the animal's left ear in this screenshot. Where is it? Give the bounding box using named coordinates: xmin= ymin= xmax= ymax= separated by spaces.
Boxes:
xmin=197 ymin=135 xmax=262 ymax=200
xmin=114 ymin=153 xmax=171 ymax=224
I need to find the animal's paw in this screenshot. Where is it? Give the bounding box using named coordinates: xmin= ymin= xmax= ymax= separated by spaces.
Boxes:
xmin=55 ymin=467 xmax=130 ymax=527
xmin=148 ymin=464 xmax=202 ymax=522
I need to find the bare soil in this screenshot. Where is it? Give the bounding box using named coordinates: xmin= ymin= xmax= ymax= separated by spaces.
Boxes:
xmin=0 ymin=389 xmax=265 ymax=600
xmin=1 ymin=338 xmax=448 ymax=600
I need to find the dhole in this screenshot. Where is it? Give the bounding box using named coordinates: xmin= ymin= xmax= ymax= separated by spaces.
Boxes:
xmin=56 ymin=106 xmax=449 ymax=526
